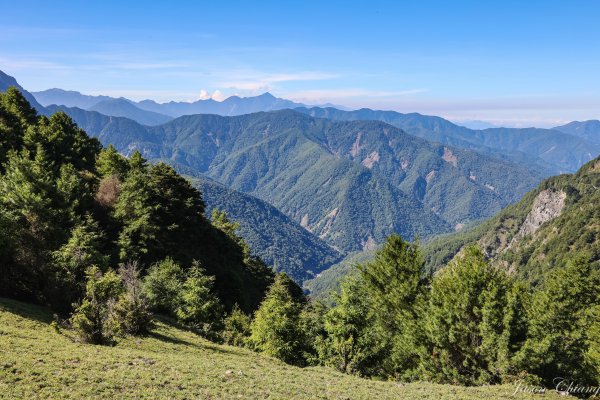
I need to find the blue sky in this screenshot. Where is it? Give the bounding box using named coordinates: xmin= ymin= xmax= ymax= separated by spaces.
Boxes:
xmin=1 ymin=0 xmax=599 ymax=127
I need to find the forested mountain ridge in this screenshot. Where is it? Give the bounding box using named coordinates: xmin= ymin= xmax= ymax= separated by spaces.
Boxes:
xmin=297 ymin=106 xmax=600 ymax=174
xmin=48 ymin=105 xmax=545 ymax=252
xmin=192 ymin=176 xmax=343 ymax=281
xmin=554 ymin=119 xmax=600 ymax=145
xmin=424 ymin=155 xmax=600 ymax=282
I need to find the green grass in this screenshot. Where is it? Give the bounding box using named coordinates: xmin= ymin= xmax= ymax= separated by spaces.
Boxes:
xmin=0 ymin=298 xmax=568 ymax=399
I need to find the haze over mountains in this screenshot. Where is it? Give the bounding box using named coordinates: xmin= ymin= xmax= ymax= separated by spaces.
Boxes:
xmin=2 ymin=69 xmax=600 ymax=284
xmin=33 ymin=88 xmax=332 ymax=125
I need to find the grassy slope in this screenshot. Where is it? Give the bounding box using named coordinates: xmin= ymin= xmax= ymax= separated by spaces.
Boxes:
xmin=0 ymin=298 xmax=567 ymax=399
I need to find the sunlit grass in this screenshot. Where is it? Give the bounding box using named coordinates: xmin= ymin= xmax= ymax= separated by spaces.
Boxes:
xmin=0 ymin=298 xmax=567 ymax=399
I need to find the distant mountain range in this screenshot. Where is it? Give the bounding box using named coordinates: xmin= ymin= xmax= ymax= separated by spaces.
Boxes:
xmin=296 ymin=107 xmax=600 ymax=174
xmin=32 ymin=88 xmax=317 ymax=125
xmin=2 ymin=69 xmax=600 ymax=285
xmin=554 ymin=120 xmax=600 ymax=145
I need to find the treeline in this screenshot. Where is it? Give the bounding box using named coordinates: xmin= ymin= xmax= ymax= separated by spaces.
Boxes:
xmin=1 ymin=89 xmax=598 ymax=389
xmin=247 ymin=236 xmax=599 ymax=389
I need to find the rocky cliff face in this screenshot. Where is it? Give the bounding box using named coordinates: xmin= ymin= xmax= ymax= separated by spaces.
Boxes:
xmin=514 ymin=189 xmax=566 ymax=240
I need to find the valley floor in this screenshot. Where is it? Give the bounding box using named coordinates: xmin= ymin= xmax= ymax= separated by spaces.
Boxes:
xmin=0 ymin=298 xmax=567 ymax=399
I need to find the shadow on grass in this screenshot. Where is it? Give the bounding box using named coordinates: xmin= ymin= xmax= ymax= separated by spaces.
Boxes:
xmin=148 ymin=316 xmax=248 ymax=356
xmin=0 ymin=297 xmax=54 ymax=324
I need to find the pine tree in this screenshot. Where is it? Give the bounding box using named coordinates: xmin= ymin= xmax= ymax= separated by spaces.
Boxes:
xmin=517 ymin=256 xmax=600 ymax=386
xmin=358 ymin=234 xmax=426 ymax=379
xmin=248 ymin=273 xmax=307 ymax=366
xmin=423 ymin=246 xmax=526 ymax=385
xmin=175 ymin=263 xmax=223 ymax=340
xmin=322 ymin=275 xmax=387 ymax=376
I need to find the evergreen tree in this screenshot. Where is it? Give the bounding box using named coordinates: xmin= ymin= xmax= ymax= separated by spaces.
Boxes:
xmin=358 ymin=234 xmax=426 ymax=379
xmin=517 ymin=256 xmax=600 ymax=386
xmin=143 ymin=257 xmax=184 ymax=314
xmin=51 ymin=215 xmax=109 ymax=308
xmin=175 ymin=263 xmax=223 ymax=340
xmin=70 ymin=266 xmax=123 ymax=344
xmin=0 ymin=87 xmax=36 ymax=169
xmin=322 ymin=275 xmax=387 ymax=376
xmin=423 ymin=246 xmax=526 ymax=385
xmin=96 ymin=144 xmax=129 ymax=179
xmin=248 ymin=273 xmax=307 ymax=366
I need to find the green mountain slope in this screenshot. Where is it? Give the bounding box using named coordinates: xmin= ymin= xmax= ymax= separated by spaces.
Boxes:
xmin=297 ymin=107 xmax=600 ymax=174
xmin=0 ymin=71 xmax=48 ymax=116
xmin=191 ymin=176 xmax=342 ymax=281
xmin=424 ymin=155 xmax=600 ymax=283
xmin=49 ymin=106 xmax=544 ymax=253
xmin=0 ymin=298 xmax=567 ymax=399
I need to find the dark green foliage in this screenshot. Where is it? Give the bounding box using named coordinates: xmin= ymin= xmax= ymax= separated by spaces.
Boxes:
xmin=221 ymin=304 xmax=252 ymax=347
xmin=0 ymin=89 xmax=273 ymax=318
xmin=51 ymin=215 xmax=109 ymax=308
xmin=422 ymin=247 xmax=527 ymax=385
xmin=248 ymin=273 xmax=308 ymax=366
xmin=109 ymin=262 xmax=152 ymax=336
xmin=357 ymin=235 xmax=427 ymax=379
xmin=298 ymin=301 xmax=328 ymax=366
xmin=516 ymin=256 xmax=600 ymax=386
xmin=115 ymin=161 xmax=205 ymax=266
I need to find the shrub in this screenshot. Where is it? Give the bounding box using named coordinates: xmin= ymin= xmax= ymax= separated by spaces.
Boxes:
xmin=221 ymin=304 xmax=252 ymax=347
xmin=70 ymin=266 xmax=123 ymax=344
xmin=143 ymin=257 xmax=183 ymax=314
xmin=108 ymin=262 xmax=152 ymax=336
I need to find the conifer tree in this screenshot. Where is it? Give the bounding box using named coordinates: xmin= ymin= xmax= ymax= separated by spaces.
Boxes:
xmin=423 ymin=246 xmax=526 ymax=385
xmin=322 ymin=275 xmax=387 ymax=376
xmin=358 ymin=234 xmax=426 ymax=379
xmin=248 ymin=273 xmax=306 ymax=366
xmin=517 ymin=256 xmax=600 ymax=386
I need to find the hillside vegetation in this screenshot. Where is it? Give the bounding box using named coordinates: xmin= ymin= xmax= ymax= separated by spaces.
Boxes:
xmin=0 ymin=298 xmax=568 ymax=400
xmin=297 ymin=107 xmax=599 ymax=174
xmin=424 ymin=156 xmax=600 ymax=283
xmin=51 ymin=105 xmax=544 ymax=253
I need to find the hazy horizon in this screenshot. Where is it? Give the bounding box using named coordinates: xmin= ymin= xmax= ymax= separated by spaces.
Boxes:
xmin=3 ymin=0 xmax=600 ymax=128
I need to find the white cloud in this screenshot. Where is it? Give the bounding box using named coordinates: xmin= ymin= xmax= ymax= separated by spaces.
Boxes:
xmin=210 ymin=90 xmax=227 ymax=101
xmin=198 ymin=90 xmax=211 ymax=100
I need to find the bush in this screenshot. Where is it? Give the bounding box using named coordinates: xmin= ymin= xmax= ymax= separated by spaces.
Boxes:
xmin=221 ymin=304 xmax=252 ymax=347
xmin=143 ymin=257 xmax=183 ymax=315
xmin=108 ymin=262 xmax=152 ymax=335
xmin=70 ymin=266 xmax=123 ymax=344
